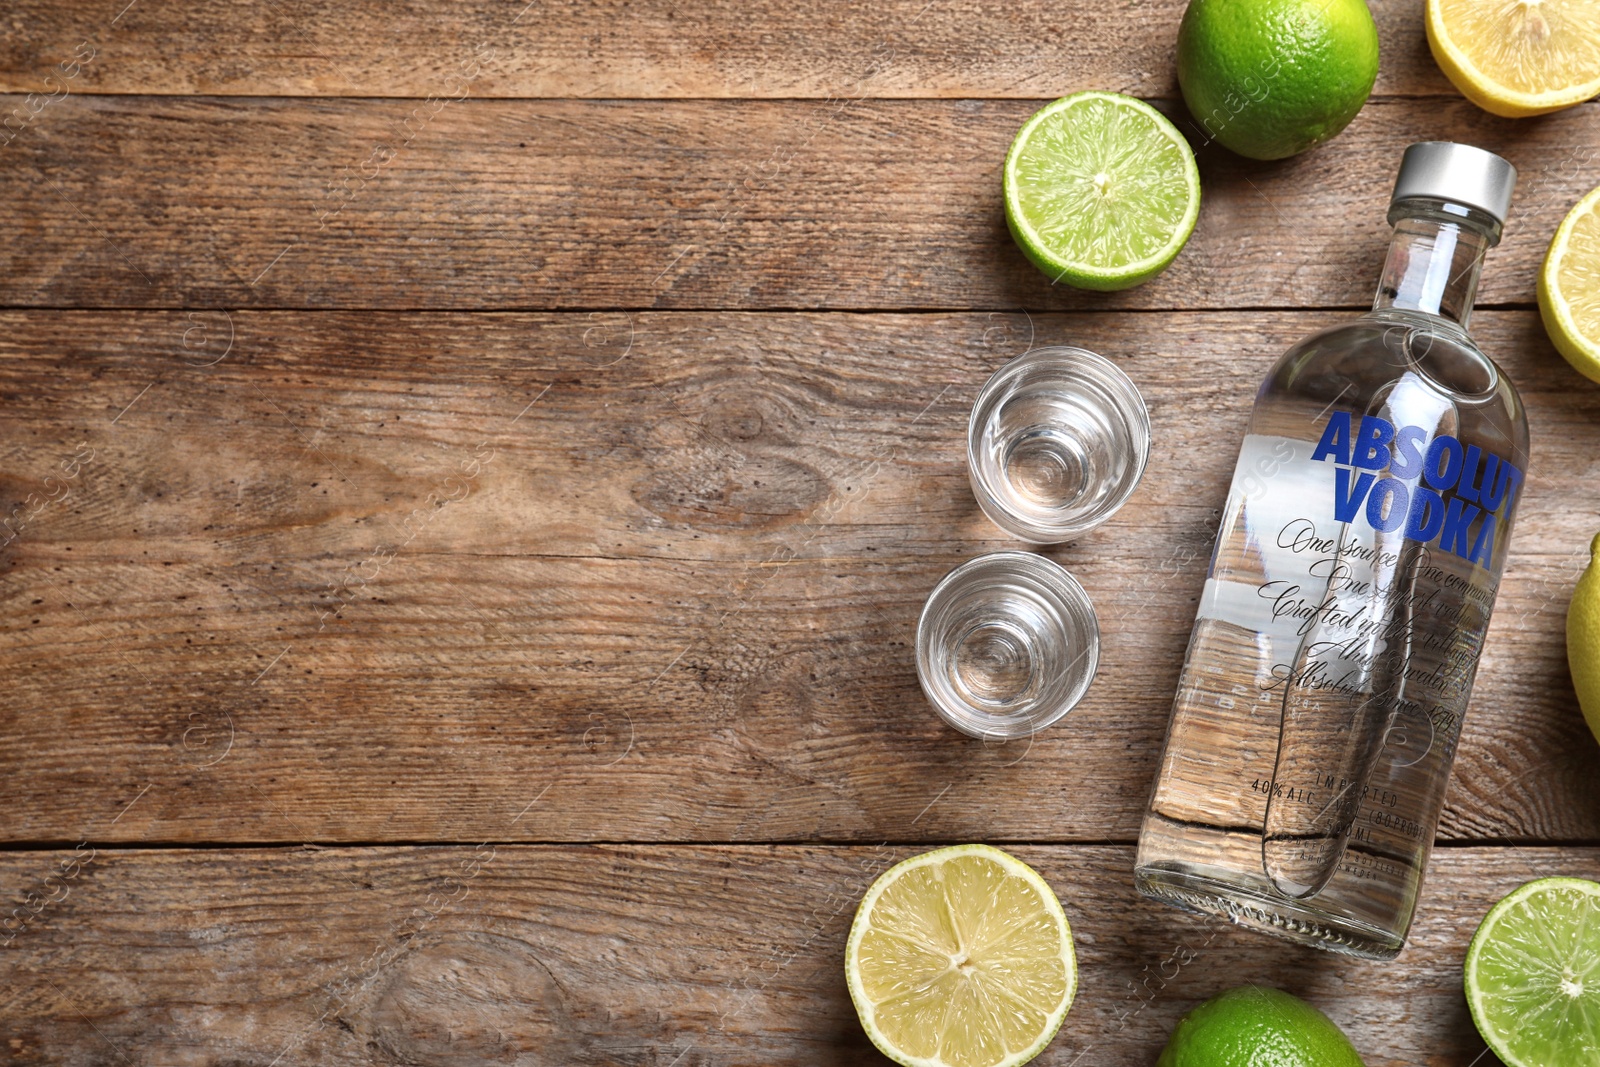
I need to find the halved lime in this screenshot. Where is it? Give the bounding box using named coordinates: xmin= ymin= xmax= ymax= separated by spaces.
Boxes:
xmin=1003 ymin=92 xmax=1201 ymax=292
xmin=1465 ymin=876 xmax=1600 ymax=1067
xmin=845 ymin=844 xmax=1076 ymax=1067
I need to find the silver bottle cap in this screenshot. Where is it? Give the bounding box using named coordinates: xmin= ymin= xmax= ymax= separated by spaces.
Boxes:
xmin=1390 ymin=141 xmax=1517 ymax=225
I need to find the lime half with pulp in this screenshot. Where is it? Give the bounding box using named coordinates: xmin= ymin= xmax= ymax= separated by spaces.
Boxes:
xmin=846 ymin=844 xmax=1076 ymax=1067
xmin=1465 ymin=876 xmax=1600 ymax=1067
xmin=1004 ymin=92 xmax=1201 ymax=292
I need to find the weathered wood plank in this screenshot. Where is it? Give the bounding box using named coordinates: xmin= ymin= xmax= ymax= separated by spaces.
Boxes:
xmin=1 ymin=310 xmax=1596 ymax=845
xmin=0 ymin=97 xmax=1594 ymax=310
xmin=0 ymin=0 xmax=1458 ymax=99
xmin=1 ymin=843 xmax=1587 ymax=1065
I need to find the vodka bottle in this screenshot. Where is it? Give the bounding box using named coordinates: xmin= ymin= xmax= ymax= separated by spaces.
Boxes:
xmin=1135 ymin=143 xmax=1526 ymax=960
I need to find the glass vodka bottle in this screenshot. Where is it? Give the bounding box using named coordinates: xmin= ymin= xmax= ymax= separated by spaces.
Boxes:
xmin=1135 ymin=143 xmax=1527 ymax=960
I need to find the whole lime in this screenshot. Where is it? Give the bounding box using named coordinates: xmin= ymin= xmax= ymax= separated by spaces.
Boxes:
xmin=1158 ymin=986 xmax=1366 ymax=1067
xmin=1176 ymin=0 xmax=1380 ymax=161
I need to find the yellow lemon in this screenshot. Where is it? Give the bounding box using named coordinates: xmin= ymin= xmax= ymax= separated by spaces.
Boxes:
xmin=1427 ymin=0 xmax=1600 ymax=117
xmin=1570 ymin=533 xmax=1600 ymax=747
xmin=845 ymin=844 xmax=1077 ymax=1067
xmin=1539 ymin=184 xmax=1600 ymax=386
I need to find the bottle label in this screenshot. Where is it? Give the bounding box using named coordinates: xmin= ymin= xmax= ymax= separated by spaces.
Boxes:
xmin=1166 ymin=419 xmax=1523 ymax=841
xmin=1309 ymin=412 xmax=1523 ymax=565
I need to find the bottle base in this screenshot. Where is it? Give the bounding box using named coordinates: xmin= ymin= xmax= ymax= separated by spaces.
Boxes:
xmin=1134 ymin=864 xmax=1404 ymax=961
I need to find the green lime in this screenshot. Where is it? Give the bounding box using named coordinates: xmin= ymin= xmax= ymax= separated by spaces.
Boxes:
xmin=1157 ymin=985 xmax=1366 ymax=1067
xmin=1465 ymin=877 xmax=1600 ymax=1067
xmin=1003 ymin=92 xmax=1201 ymax=292
xmin=1176 ymin=0 xmax=1379 ymax=160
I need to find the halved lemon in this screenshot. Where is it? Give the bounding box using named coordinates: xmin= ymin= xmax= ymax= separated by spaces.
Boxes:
xmin=1539 ymin=184 xmax=1600 ymax=385
xmin=845 ymin=844 xmax=1077 ymax=1067
xmin=1427 ymin=0 xmax=1600 ymax=117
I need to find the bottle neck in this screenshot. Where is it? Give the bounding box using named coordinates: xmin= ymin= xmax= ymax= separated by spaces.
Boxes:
xmin=1372 ymin=203 xmax=1496 ymax=330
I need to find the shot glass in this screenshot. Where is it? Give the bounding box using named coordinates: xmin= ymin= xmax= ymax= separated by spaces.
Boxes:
xmin=916 ymin=551 xmax=1100 ymax=739
xmin=968 ymin=346 xmax=1150 ymax=543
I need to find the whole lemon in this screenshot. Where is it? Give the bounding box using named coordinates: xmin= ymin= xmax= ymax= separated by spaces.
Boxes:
xmin=1158 ymin=986 xmax=1366 ymax=1067
xmin=1177 ymin=0 xmax=1380 ymax=161
xmin=1571 ymin=533 xmax=1600 ymax=747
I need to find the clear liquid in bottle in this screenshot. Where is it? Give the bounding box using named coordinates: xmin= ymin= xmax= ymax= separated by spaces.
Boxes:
xmin=1135 ymin=143 xmax=1527 ymax=960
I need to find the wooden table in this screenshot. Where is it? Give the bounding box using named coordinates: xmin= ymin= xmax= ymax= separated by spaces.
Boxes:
xmin=2 ymin=2 xmax=1597 ymax=1063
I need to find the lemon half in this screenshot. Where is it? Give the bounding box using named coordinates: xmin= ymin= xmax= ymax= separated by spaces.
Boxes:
xmin=1539 ymin=184 xmax=1600 ymax=385
xmin=1427 ymin=0 xmax=1600 ymax=117
xmin=845 ymin=844 xmax=1077 ymax=1067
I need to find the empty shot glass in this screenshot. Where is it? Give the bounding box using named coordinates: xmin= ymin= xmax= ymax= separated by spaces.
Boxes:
xmin=916 ymin=551 xmax=1100 ymax=739
xmin=968 ymin=346 xmax=1151 ymax=543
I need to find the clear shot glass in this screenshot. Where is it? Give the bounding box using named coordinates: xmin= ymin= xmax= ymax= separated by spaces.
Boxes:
xmin=916 ymin=551 xmax=1100 ymax=739
xmin=968 ymin=346 xmax=1151 ymax=543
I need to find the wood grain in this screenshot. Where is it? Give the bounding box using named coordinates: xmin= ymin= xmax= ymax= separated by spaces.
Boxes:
xmin=2 ymin=309 xmax=1596 ymax=846
xmin=0 ymin=0 xmax=1460 ymax=99
xmin=4 ymin=3 xmax=1594 ymax=1060
xmin=2 ymin=843 xmax=1585 ymax=1065
xmin=1 ymin=97 xmax=1595 ymax=310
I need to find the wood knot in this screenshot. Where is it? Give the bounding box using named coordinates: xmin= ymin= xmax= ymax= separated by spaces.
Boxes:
xmin=365 ymin=932 xmax=582 ymax=1065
